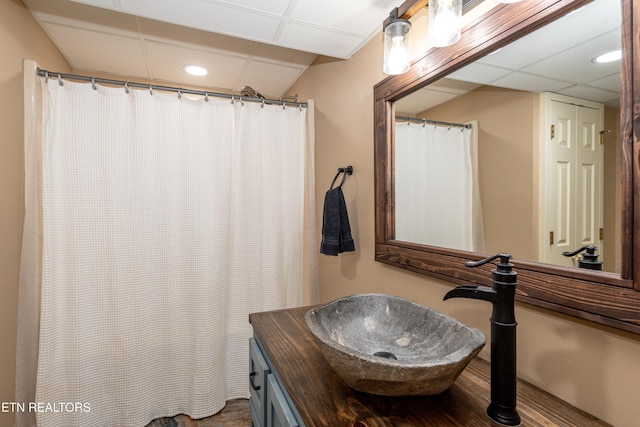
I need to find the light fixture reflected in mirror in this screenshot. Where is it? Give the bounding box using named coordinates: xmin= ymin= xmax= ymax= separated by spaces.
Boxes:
xmin=428 ymin=0 xmax=462 ymax=47
xmin=383 ymin=8 xmax=412 ymax=75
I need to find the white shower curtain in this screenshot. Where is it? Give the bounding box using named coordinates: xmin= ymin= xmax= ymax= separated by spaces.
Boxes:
xmin=395 ymin=121 xmax=484 ymax=252
xmin=16 ymin=61 xmax=317 ymax=427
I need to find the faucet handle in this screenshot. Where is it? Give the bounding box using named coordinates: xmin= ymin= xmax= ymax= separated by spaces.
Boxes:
xmin=465 ymin=253 xmax=513 ymax=269
xmin=466 ymin=253 xmax=517 ymax=286
xmin=562 ymin=245 xmax=602 ymax=270
xmin=562 ymin=245 xmax=597 ymax=257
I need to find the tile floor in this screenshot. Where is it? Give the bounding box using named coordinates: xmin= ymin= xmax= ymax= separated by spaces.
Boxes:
xmin=146 ymin=399 xmax=250 ymax=427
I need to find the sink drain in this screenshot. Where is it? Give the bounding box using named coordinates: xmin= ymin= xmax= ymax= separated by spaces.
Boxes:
xmin=373 ymin=351 xmax=397 ymax=360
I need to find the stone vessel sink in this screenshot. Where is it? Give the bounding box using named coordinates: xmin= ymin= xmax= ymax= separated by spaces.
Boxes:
xmin=304 ymin=293 xmax=486 ymax=396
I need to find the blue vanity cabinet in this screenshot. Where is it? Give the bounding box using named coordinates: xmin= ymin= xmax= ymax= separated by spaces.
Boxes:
xmin=266 ymin=374 xmax=299 ymax=427
xmin=249 ymin=337 xmax=270 ymax=427
xmin=249 ymin=337 xmax=302 ymax=427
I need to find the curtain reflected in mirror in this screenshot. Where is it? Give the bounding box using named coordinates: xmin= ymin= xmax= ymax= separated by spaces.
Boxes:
xmin=395 ymin=119 xmax=485 ymax=252
xmin=392 ymin=0 xmax=620 ymax=273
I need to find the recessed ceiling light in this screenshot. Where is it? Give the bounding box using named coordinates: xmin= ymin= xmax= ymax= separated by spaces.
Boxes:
xmin=592 ymin=49 xmax=622 ymax=64
xmin=183 ymin=65 xmax=208 ymax=76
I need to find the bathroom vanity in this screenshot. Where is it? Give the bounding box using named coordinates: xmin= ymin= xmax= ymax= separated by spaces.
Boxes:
xmin=249 ymin=306 xmax=609 ymax=426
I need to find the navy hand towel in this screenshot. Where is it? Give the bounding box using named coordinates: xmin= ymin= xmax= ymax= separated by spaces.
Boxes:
xmin=320 ymin=187 xmax=355 ymax=256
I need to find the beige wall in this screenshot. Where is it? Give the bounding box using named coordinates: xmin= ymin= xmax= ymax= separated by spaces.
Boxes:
xmin=0 ymin=1 xmax=71 ymax=426
xmin=290 ymin=33 xmax=640 ymax=427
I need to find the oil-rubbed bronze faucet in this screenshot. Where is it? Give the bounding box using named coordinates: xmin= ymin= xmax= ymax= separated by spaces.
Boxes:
xmin=443 ymin=253 xmax=520 ymax=426
xmin=562 ymin=245 xmax=603 ymax=270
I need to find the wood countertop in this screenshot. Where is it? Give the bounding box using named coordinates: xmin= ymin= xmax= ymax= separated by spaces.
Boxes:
xmin=249 ymin=306 xmax=609 ymax=427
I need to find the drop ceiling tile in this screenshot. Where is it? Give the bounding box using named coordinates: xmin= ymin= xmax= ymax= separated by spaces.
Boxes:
xmin=522 ymin=30 xmax=621 ymax=84
xmin=431 ymin=78 xmax=482 ymax=95
xmin=278 ymin=22 xmax=363 ymax=59
xmin=145 ymin=40 xmax=247 ymax=90
xmin=396 ymin=90 xmax=461 ymax=115
xmin=565 ymin=0 xmax=620 ymax=34
xmin=478 ymin=0 xmax=620 ymax=71
xmin=239 ymin=61 xmax=306 ymax=98
xmin=250 ymin=44 xmax=316 ymax=68
xmin=26 ymin=0 xmax=138 ymax=37
xmin=289 ymin=0 xmax=393 ymax=36
xmin=67 ymin=0 xmax=117 ymax=9
xmin=212 ymin=0 xmax=293 ymax=16
xmin=140 ymin=18 xmax=255 ymax=57
xmin=77 ymin=0 xmax=283 ymax=43
xmin=490 ymin=72 xmax=573 ymax=93
xmin=448 ymin=63 xmax=511 ymax=86
xmin=588 ymin=73 xmax=621 ymax=93
xmin=44 ymin=23 xmax=148 ymax=77
xmin=557 ymin=85 xmax=621 ymax=105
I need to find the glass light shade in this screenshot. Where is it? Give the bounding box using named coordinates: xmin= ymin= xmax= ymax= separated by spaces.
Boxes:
xmin=383 ymin=19 xmax=412 ymax=75
xmin=428 ymin=0 xmax=462 ymax=47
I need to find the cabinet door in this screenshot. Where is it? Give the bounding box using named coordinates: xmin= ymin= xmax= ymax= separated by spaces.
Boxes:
xmin=250 ymin=401 xmax=260 ymax=427
xmin=250 ymin=338 xmax=270 ymax=427
xmin=266 ymin=374 xmax=299 ymax=427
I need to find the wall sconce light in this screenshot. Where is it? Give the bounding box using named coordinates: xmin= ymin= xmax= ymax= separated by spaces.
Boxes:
xmin=383 ymin=8 xmax=412 ymax=75
xmin=428 ymin=0 xmax=462 ymax=47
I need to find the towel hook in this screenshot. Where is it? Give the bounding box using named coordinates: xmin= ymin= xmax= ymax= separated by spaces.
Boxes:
xmin=329 ymin=165 xmax=353 ymax=189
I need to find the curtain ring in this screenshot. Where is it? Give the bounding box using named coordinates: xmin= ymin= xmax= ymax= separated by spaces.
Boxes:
xmin=57 ymin=73 xmax=64 ymax=86
xmin=261 ymin=99 xmax=265 ymax=108
xmin=149 ymin=84 xmax=153 ymax=95
xmin=177 ymin=89 xmax=182 ymax=99
xmin=282 ymin=101 xmax=286 ymax=110
xmin=448 ymin=122 xmax=453 ymax=130
xmin=204 ymin=92 xmax=209 ymax=102
xmin=240 ymin=96 xmax=244 ymax=106
xmin=422 ymin=119 xmax=426 ymax=127
xmin=124 ymin=81 xmax=130 ymax=94
xmin=44 ymin=71 xmax=49 ymax=83
xmin=91 ymin=77 xmax=97 ymax=90
xmin=231 ymin=94 xmax=234 ymax=104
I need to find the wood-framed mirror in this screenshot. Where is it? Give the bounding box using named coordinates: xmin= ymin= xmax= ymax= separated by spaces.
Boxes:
xmin=374 ymin=0 xmax=640 ymax=334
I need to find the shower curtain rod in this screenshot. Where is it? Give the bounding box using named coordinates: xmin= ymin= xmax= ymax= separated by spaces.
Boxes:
xmin=395 ymin=115 xmax=472 ymax=129
xmin=36 ymin=68 xmax=308 ymax=108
